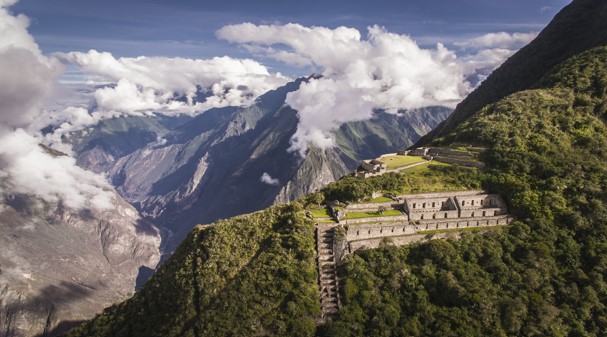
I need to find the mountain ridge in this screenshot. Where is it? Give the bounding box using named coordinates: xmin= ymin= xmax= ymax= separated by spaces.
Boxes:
xmin=414 ymin=0 xmax=607 ymax=147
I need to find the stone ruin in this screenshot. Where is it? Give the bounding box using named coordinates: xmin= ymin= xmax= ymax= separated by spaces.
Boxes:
xmin=355 ymin=159 xmax=387 ymax=178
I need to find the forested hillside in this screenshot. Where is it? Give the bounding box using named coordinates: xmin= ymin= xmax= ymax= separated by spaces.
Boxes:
xmin=320 ymin=46 xmax=607 ymax=337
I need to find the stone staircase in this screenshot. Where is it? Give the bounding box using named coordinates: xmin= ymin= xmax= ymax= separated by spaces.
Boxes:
xmin=316 ymin=224 xmax=340 ymax=320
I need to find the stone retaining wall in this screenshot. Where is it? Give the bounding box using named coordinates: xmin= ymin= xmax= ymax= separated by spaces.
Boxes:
xmin=414 ymin=215 xmax=512 ymax=231
xmin=345 ymin=201 xmax=400 ymax=212
xmin=339 ymin=215 xmax=408 ymax=225
xmin=346 ymin=223 xmax=415 ymax=241
xmin=345 ymin=215 xmax=514 ymax=253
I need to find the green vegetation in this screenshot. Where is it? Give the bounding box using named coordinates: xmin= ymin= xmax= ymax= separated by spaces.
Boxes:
xmin=399 ymin=162 xmax=481 ymax=194
xmin=344 ymin=210 xmax=403 ymax=219
xmin=322 ymin=163 xmax=480 ymax=204
xmin=64 ymin=203 xmax=319 ymax=337
xmin=308 ymin=208 xmax=332 ymax=218
xmin=322 ymin=173 xmax=407 ymax=203
xmin=380 ymin=155 xmax=426 ymax=170
xmin=320 ymin=46 xmax=607 ymax=336
xmin=368 ymin=196 xmax=392 ymax=203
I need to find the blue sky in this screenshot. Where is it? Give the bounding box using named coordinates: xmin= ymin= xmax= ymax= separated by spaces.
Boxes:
xmin=12 ymin=0 xmax=570 ymax=75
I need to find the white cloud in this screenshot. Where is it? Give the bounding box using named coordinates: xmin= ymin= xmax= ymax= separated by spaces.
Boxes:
xmin=260 ymin=172 xmax=279 ymax=186
xmin=455 ymin=32 xmax=537 ymax=50
xmin=218 ymin=23 xmax=469 ymax=156
xmin=55 ymin=50 xmax=290 ymax=117
xmin=540 ymin=6 xmax=552 ymax=13
xmin=0 ymin=129 xmax=114 ymax=210
xmin=0 ymin=0 xmax=113 ymax=211
xmin=0 ymin=3 xmax=62 ymax=129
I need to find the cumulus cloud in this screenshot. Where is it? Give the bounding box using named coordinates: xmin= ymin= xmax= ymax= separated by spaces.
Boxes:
xmin=0 ymin=0 xmax=113 ymax=211
xmin=454 ymin=32 xmax=538 ymax=87
xmin=218 ymin=23 xmax=469 ymax=156
xmin=260 ymin=172 xmax=279 ymax=186
xmin=0 ymin=129 xmax=114 ymax=210
xmin=55 ymin=50 xmax=289 ymax=116
xmin=455 ymin=32 xmax=537 ymax=50
xmin=0 ymin=2 xmax=62 ymax=129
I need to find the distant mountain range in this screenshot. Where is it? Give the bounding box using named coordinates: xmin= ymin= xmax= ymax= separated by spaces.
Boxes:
xmin=71 ymin=77 xmax=451 ymax=254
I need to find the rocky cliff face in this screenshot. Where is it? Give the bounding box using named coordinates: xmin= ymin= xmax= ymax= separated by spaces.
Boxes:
xmin=0 ymin=192 xmax=160 ymax=337
xmin=70 ymin=79 xmax=451 ymax=253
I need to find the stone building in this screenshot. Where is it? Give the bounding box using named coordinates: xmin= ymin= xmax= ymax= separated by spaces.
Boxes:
xmin=455 ymin=194 xmax=507 ymax=217
xmin=356 ymin=159 xmax=387 ymax=178
xmin=404 ymin=195 xmax=460 ymax=220
xmin=409 ymin=147 xmax=429 ymax=156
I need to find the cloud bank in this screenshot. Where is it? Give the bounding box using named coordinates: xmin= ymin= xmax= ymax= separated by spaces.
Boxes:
xmin=0 ymin=0 xmax=113 ymax=211
xmin=455 ymin=32 xmax=537 ymax=50
xmin=218 ymin=23 xmax=472 ymax=155
xmin=55 ymin=50 xmax=289 ymax=116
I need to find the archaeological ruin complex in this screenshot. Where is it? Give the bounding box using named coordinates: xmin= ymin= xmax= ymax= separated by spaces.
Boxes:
xmin=314 ymin=190 xmax=513 ymax=320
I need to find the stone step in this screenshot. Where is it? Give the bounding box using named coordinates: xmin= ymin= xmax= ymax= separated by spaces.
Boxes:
xmin=320 ymin=277 xmax=335 ymax=283
xmin=317 ymin=226 xmax=340 ymax=319
xmin=323 ymin=302 xmax=338 ymax=309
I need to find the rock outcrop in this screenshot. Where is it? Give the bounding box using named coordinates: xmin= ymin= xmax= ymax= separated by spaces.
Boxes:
xmin=0 ymin=192 xmax=160 ymax=337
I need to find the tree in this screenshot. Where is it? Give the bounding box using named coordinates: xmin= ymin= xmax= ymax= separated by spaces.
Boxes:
xmin=378 ymin=206 xmax=386 ymax=214
xmin=310 ymin=193 xmax=325 ymax=207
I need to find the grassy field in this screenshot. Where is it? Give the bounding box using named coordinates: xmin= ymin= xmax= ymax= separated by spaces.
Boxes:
xmin=308 ymin=208 xmax=332 ymax=218
xmin=398 ymin=161 xmax=481 ymax=194
xmin=345 ymin=209 xmax=403 ymax=219
xmin=380 ymin=155 xmax=426 ymax=170
xmin=368 ymin=196 xmax=393 ymax=203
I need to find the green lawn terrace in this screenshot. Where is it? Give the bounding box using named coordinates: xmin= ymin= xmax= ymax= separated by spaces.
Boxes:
xmin=378 ymin=154 xmax=426 ymax=170
xmin=355 ymin=145 xmax=486 ymax=179
xmin=342 ymin=209 xmax=403 ymax=219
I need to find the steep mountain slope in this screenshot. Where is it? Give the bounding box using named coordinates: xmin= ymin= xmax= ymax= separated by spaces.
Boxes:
xmin=62 ymin=2 xmax=607 ymax=335
xmin=319 ymin=45 xmax=607 ymax=336
xmin=414 ymin=0 xmax=607 ymax=146
xmin=75 ymin=79 xmax=449 ymax=253
xmin=62 ymin=203 xmax=318 ymax=337
xmin=72 ymin=115 xmax=191 ymax=174
xmin=0 ymin=191 xmax=160 ymax=337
